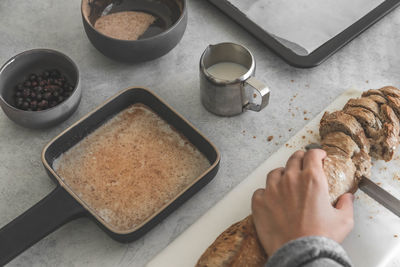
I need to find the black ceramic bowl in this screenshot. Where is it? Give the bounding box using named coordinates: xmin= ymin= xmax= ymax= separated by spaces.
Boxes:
xmin=81 ymin=0 xmax=187 ymax=62
xmin=0 ymin=49 xmax=81 ymax=129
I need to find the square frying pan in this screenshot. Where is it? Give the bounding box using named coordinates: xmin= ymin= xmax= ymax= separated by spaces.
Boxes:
xmin=0 ymin=87 xmax=220 ymax=265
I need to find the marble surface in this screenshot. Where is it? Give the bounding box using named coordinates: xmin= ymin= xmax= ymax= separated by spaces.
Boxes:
xmin=1 ymin=0 xmax=400 ymax=266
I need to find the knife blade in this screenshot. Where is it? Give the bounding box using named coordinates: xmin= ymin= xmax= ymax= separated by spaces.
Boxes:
xmin=359 ymin=176 xmax=400 ymax=218
xmin=305 ymin=143 xmax=400 ymax=218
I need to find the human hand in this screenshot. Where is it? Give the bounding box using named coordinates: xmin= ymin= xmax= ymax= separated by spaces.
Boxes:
xmin=251 ymin=149 xmax=354 ymax=256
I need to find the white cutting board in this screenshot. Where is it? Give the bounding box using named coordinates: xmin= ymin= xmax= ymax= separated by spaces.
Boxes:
xmin=147 ymin=89 xmax=400 ymax=267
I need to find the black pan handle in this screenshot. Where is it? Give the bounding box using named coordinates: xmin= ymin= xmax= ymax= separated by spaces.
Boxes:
xmin=0 ymin=185 xmax=86 ymax=265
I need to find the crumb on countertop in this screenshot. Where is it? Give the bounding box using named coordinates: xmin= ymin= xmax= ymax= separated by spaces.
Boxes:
xmin=267 ymin=136 xmax=274 ymax=142
xmin=253 ymin=136 xmax=256 ymax=139
xmin=304 ymin=117 xmax=309 ymax=120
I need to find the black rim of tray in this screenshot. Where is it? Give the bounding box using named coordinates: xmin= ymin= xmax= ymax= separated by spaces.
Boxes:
xmin=208 ymin=0 xmax=400 ymax=68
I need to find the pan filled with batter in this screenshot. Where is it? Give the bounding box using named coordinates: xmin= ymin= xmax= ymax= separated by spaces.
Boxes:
xmin=0 ymin=87 xmax=220 ymax=265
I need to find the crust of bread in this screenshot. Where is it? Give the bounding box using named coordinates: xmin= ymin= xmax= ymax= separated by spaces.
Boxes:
xmin=196 ymin=215 xmax=267 ymax=267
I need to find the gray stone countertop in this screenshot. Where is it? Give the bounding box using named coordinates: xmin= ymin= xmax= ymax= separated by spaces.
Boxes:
xmin=1 ymin=0 xmax=400 ymax=266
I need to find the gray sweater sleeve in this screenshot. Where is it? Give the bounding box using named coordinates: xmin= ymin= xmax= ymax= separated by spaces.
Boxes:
xmin=265 ymin=236 xmax=353 ymax=267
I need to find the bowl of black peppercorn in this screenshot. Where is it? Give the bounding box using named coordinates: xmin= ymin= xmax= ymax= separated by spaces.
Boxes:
xmin=0 ymin=49 xmax=81 ymax=129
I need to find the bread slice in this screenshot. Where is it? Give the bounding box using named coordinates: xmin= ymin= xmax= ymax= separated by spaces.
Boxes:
xmin=321 ymin=132 xmax=360 ymax=156
xmin=369 ymin=104 xmax=400 ymax=161
xmin=380 ymin=86 xmax=400 ymax=98
xmin=343 ymin=106 xmax=381 ymax=138
xmin=196 ymin=215 xmax=267 ymax=267
xmin=364 ymin=94 xmax=387 ymax=105
xmin=321 ymin=146 xmax=358 ymax=204
xmin=320 ymin=111 xmax=370 ymax=152
xmin=344 ymin=98 xmax=381 ymax=120
xmin=381 ymin=104 xmax=400 ymax=136
xmin=352 ymin=149 xmax=371 ymax=179
xmin=378 ymin=86 xmax=400 ymax=122
xmin=384 ymin=96 xmax=400 ymax=120
xmin=362 ymin=89 xmax=385 ymax=98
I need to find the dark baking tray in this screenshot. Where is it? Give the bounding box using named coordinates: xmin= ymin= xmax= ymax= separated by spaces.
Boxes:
xmin=208 ymin=0 xmax=400 ymax=68
xmin=0 ymin=87 xmax=220 ymax=265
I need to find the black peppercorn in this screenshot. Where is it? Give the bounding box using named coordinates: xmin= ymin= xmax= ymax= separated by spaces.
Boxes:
xmin=50 ymin=70 xmax=60 ymax=78
xmin=44 ymin=92 xmax=52 ymax=100
xmin=22 ymin=88 xmax=31 ymax=98
xmin=31 ymin=81 xmax=38 ymax=87
xmin=43 ymin=71 xmax=50 ymax=78
xmin=36 ymin=93 xmax=42 ymax=101
xmin=15 ymin=98 xmax=24 ymax=107
xmin=22 ymin=102 xmax=29 ymax=110
xmin=54 ymin=79 xmax=62 ymax=86
xmin=38 ymin=100 xmax=48 ymax=108
xmin=23 ymin=80 xmax=31 ymax=87
xmin=29 ymin=74 xmax=37 ymax=81
xmin=30 ymin=100 xmax=37 ymax=109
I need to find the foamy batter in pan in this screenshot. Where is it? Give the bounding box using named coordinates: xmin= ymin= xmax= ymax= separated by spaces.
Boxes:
xmin=53 ymin=104 xmax=210 ymax=231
